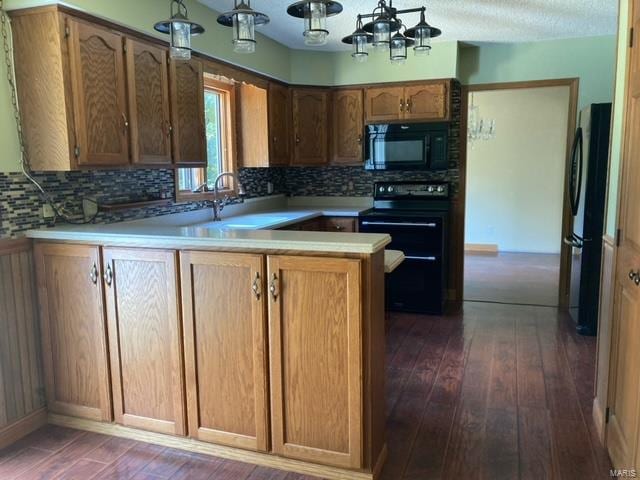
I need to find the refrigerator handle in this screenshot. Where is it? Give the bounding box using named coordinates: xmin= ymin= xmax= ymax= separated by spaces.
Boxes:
xmin=569 ymin=127 xmax=584 ymax=216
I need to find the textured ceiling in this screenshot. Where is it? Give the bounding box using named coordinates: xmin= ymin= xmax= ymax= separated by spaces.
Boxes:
xmin=199 ymin=0 xmax=617 ymax=51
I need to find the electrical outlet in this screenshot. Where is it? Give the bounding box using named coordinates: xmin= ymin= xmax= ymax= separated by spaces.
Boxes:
xmin=42 ymin=203 xmax=55 ymax=219
xmin=267 ymin=181 xmax=274 ymax=195
xmin=83 ymin=198 xmax=98 ymax=220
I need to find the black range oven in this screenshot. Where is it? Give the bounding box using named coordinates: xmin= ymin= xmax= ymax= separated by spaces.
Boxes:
xmin=359 ymin=182 xmax=450 ymax=314
xmin=364 ymin=123 xmax=449 ymax=171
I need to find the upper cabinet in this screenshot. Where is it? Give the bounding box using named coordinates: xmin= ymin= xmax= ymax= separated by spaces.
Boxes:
xmin=291 ymin=88 xmax=329 ymax=166
xmin=9 ymin=6 xmax=207 ymax=171
xmin=268 ymin=83 xmax=291 ymax=166
xmin=364 ymin=80 xmax=451 ymax=124
xmin=169 ymin=58 xmax=207 ymax=167
xmin=331 ymin=89 xmax=364 ymax=165
xmin=67 ymin=19 xmax=129 ymax=167
xmin=239 ymin=83 xmax=270 ymax=168
xmin=125 ymin=38 xmax=172 ymax=166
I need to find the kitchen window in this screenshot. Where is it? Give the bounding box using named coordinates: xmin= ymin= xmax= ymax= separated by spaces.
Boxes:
xmin=176 ymin=77 xmax=236 ymax=200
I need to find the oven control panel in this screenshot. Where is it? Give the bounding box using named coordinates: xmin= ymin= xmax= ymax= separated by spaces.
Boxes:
xmin=374 ymin=182 xmax=449 ymax=199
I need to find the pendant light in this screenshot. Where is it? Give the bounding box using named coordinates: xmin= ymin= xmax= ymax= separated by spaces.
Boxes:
xmin=154 ymin=0 xmax=205 ymax=60
xmin=342 ymin=16 xmax=372 ymax=63
xmin=287 ymin=1 xmax=343 ymax=47
xmin=405 ymin=9 xmax=441 ymax=56
xmin=389 ymin=27 xmax=413 ymax=65
xmin=217 ymin=1 xmax=270 ymax=54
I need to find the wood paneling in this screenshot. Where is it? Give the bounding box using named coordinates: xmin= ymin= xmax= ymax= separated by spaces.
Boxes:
xmin=268 ymin=83 xmax=291 ymax=166
xmin=268 ymin=255 xmax=363 ymax=469
xmin=67 ymin=18 xmax=129 ymax=167
xmin=9 ymin=10 xmax=74 ymax=171
xmin=364 ymin=87 xmax=404 ymax=123
xmin=170 ymin=58 xmax=207 ymax=166
xmin=180 ymin=251 xmax=269 ymax=452
xmin=291 ymin=89 xmax=329 ymax=166
xmin=239 ymin=84 xmax=270 ymax=168
xmin=332 ymin=89 xmax=364 ymax=165
xmin=33 ymin=243 xmax=111 ymax=422
xmin=0 ymin=240 xmax=45 ymax=440
xmin=126 ymin=39 xmax=172 ymax=165
xmin=103 ymin=248 xmax=186 ymax=436
xmin=404 ymin=83 xmax=449 ymax=121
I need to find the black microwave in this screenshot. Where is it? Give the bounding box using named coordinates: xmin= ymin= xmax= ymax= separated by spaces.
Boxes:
xmin=364 ymin=123 xmax=449 ymax=171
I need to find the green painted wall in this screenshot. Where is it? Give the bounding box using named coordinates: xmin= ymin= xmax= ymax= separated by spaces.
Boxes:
xmin=289 ymin=41 xmax=459 ymax=86
xmin=458 ymin=36 xmax=617 ymax=110
xmin=606 ymin=0 xmax=629 ymax=237
xmin=0 ymin=0 xmax=292 ymax=173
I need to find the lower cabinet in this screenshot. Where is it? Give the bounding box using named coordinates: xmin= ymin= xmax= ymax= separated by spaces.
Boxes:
xmin=268 ymin=255 xmax=363 ymax=469
xmin=103 ymin=248 xmax=186 ymax=435
xmin=180 ymin=251 xmax=269 ymax=452
xmin=34 ymin=243 xmax=112 ymax=421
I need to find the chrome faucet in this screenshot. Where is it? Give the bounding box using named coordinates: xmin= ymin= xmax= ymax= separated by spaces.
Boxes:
xmin=193 ymin=172 xmax=246 ymax=221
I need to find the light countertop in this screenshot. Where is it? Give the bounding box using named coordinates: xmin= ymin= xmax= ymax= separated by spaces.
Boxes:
xmin=26 ymin=202 xmax=390 ymax=255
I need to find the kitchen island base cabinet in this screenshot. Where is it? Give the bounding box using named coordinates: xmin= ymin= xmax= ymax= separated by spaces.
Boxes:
xmin=33 ymin=243 xmax=112 ymax=422
xmin=103 ymin=248 xmax=186 ymax=436
xmin=180 ymin=252 xmax=269 ymax=452
xmin=268 ymin=256 xmax=363 ymax=469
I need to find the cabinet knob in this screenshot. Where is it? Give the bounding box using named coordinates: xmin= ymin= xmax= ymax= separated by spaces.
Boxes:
xmin=89 ymin=263 xmax=98 ymax=285
xmin=273 ymin=136 xmax=278 ymax=144
xmin=406 ymin=100 xmax=412 ymax=113
xmin=121 ymin=113 xmax=129 ymax=134
xmin=400 ymin=99 xmax=405 ymax=112
xmin=295 ymin=136 xmax=301 ymax=145
xmin=357 ymin=135 xmax=363 ymax=145
xmin=269 ymin=273 xmax=279 ymax=301
xmin=104 ymin=264 xmax=113 ymax=287
xmin=630 ymin=270 xmax=640 ymax=286
xmin=252 ymin=272 xmax=261 ymax=300
xmin=335 ymin=225 xmax=344 ymax=231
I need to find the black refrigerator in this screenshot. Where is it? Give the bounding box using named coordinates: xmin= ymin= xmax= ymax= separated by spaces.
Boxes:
xmin=566 ymin=103 xmax=612 ymax=336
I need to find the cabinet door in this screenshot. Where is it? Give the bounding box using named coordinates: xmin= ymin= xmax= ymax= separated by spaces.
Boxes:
xmin=323 ymin=217 xmax=357 ymax=233
xmin=180 ymin=251 xmax=269 ymax=452
xmin=268 ymin=83 xmax=291 ymax=166
xmin=268 ymin=256 xmax=363 ymax=468
xmin=67 ymin=18 xmax=129 ymax=167
xmin=364 ymin=86 xmax=404 ymax=123
xmin=292 ymin=89 xmax=329 ymax=166
xmin=125 ymin=39 xmax=172 ymax=165
xmin=239 ymin=83 xmax=269 ymax=168
xmin=170 ymin=58 xmax=207 ymax=166
xmin=332 ymin=89 xmax=364 ymax=165
xmin=33 ymin=243 xmax=111 ymax=421
xmin=404 ymin=82 xmax=449 ymax=121
xmin=103 ymin=248 xmax=185 ymax=436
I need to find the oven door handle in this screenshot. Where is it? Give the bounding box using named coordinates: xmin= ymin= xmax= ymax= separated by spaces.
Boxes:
xmin=361 ymin=221 xmax=438 ymax=228
xmin=405 ymin=255 xmax=438 ymax=261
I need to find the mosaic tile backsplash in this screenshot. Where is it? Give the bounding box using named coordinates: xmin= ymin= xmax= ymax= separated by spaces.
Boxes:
xmin=0 ymin=83 xmax=461 ymax=238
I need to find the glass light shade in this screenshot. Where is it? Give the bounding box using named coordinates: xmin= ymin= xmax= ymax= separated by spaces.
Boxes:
xmin=372 ymin=20 xmax=390 ymax=49
xmin=390 ymin=35 xmax=407 ymax=64
xmin=170 ymin=21 xmax=192 ymax=60
xmin=233 ymin=12 xmax=256 ymax=53
xmin=352 ymin=33 xmax=368 ymax=62
xmin=304 ymin=2 xmax=328 ymax=46
xmin=414 ymin=26 xmax=431 ymax=56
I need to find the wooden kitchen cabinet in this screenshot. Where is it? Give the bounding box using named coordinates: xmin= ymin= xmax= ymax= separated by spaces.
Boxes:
xmin=291 ymin=88 xmax=329 ymax=166
xmin=170 ymin=58 xmax=207 ymax=166
xmin=323 ymin=217 xmax=358 ymax=233
xmin=239 ymin=83 xmax=270 ymax=168
xmin=33 ymin=243 xmax=112 ymax=422
xmin=364 ymin=81 xmax=450 ymax=123
xmin=268 ymin=256 xmax=363 ymax=468
xmin=332 ymin=89 xmax=364 ymax=165
xmin=268 ymin=83 xmax=291 ymax=166
xmin=125 ymin=38 xmax=172 ymax=166
xmin=180 ymin=251 xmax=269 ymax=452
xmin=103 ymin=248 xmax=186 ymax=436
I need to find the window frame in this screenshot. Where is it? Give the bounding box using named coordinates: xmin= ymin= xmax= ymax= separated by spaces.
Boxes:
xmin=175 ymin=75 xmax=237 ymax=202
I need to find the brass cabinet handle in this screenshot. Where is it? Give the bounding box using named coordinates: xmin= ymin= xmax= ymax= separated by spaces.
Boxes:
xmin=273 ymin=136 xmax=278 ymax=144
xmin=295 ymin=136 xmax=301 ymax=145
xmin=89 ymin=263 xmax=98 ymax=285
xmin=122 ymin=113 xmax=129 ymax=134
xmin=335 ymin=225 xmax=344 ymax=231
xmin=252 ymin=272 xmax=261 ymax=300
xmin=166 ymin=121 xmax=172 ymax=137
xmin=407 ymin=100 xmax=412 ymax=112
xmin=400 ymin=99 xmax=405 ymax=112
xmin=269 ymin=273 xmax=278 ymax=301
xmin=357 ymin=134 xmax=363 ymax=145
xmin=629 ymin=270 xmax=640 ymax=286
xmin=103 ymin=264 xmax=113 ymax=287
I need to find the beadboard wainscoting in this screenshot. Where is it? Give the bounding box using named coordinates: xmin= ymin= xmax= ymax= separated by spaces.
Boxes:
xmin=0 ymin=239 xmax=47 ymax=448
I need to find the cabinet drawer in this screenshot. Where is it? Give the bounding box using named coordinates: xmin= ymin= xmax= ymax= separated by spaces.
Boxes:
xmin=323 ymin=217 xmax=357 ymax=233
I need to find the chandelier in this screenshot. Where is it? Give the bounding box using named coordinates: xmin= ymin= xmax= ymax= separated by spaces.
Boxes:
xmin=468 ymin=93 xmax=497 ymax=146
xmin=342 ymin=0 xmax=441 ymax=64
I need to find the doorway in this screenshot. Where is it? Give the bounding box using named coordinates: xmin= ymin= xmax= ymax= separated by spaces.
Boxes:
xmin=461 ymin=80 xmax=579 ymax=307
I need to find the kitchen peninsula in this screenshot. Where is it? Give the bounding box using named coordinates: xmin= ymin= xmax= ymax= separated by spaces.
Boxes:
xmin=25 ymin=203 xmax=391 ymax=480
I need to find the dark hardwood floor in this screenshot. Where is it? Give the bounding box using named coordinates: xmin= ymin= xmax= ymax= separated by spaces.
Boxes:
xmin=0 ymin=302 xmax=609 ymax=479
